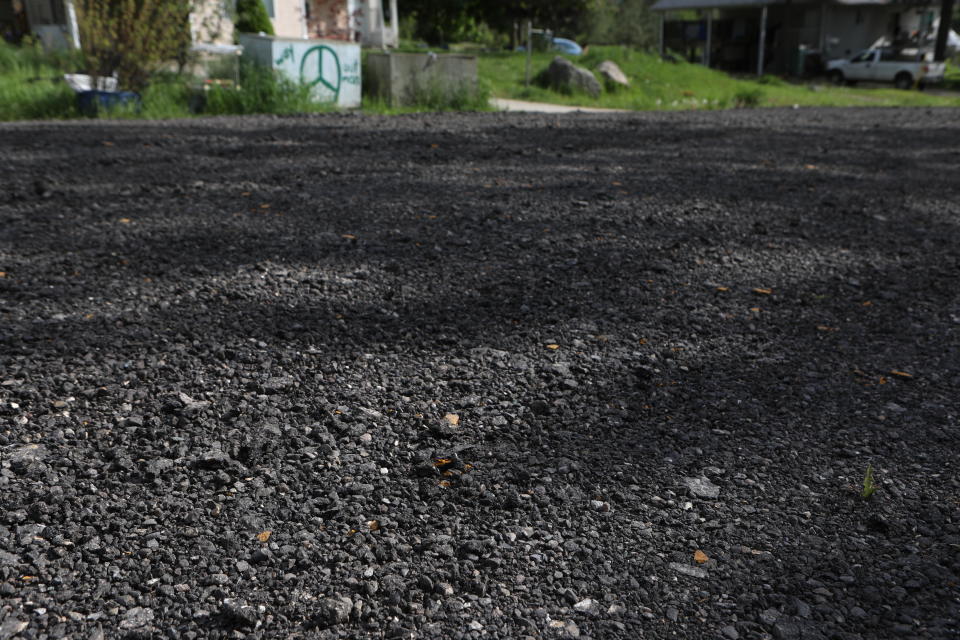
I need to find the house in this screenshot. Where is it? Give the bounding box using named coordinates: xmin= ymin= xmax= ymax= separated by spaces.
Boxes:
xmin=652 ymin=0 xmax=944 ymax=75
xmin=257 ymin=0 xmax=399 ymax=46
xmin=1 ymin=0 xmax=234 ymax=49
xmin=305 ymin=0 xmax=398 ymax=47
xmin=2 ymin=0 xmax=398 ymax=50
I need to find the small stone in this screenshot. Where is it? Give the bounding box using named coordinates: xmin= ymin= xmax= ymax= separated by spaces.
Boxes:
xmin=666 ymin=606 xmax=679 ymax=621
xmin=573 ymin=598 xmax=595 ymax=612
xmin=118 ymin=607 xmax=154 ymax=630
xmin=682 ymin=476 xmax=720 ymax=499
xmin=0 ymin=619 xmax=28 ymax=638
xmin=316 ymin=596 xmax=352 ymax=626
xmin=251 ymin=548 xmax=272 ymax=563
xmin=772 ymin=620 xmax=801 ymax=639
xmin=669 ymin=562 xmax=708 ymax=578
xmin=759 ymin=608 xmax=781 ymax=626
xmin=722 ymin=625 xmax=739 ymax=639
xmin=221 ymin=599 xmax=258 ymax=627
xmin=849 ymin=606 xmax=867 ymax=618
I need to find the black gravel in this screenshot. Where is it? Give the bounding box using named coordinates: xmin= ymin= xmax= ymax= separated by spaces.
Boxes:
xmin=1 ymin=108 xmax=959 ymax=640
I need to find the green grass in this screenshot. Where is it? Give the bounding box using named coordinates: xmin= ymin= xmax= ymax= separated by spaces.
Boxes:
xmin=0 ymin=41 xmax=340 ymax=121
xmin=2 ymin=39 xmax=957 ymax=121
xmin=0 ymin=40 xmax=80 ymax=120
xmin=479 ymin=45 xmax=960 ymax=110
xmin=861 ymin=464 xmax=878 ymax=500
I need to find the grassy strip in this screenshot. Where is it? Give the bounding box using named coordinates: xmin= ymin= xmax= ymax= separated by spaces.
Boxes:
xmin=480 ymin=45 xmax=960 ymax=110
xmin=0 ymin=41 xmax=80 ymax=120
xmin=0 ymin=41 xmax=337 ymax=121
xmin=2 ymin=39 xmax=958 ymax=121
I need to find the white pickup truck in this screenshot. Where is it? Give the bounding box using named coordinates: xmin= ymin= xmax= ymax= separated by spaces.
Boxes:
xmin=826 ymin=47 xmax=945 ymax=89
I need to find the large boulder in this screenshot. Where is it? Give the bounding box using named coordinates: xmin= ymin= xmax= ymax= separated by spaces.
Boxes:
xmin=539 ymin=56 xmax=601 ymax=98
xmin=596 ymin=60 xmax=630 ymax=89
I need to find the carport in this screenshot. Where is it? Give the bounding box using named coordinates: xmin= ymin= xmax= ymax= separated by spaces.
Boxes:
xmin=654 ymin=0 xmax=947 ymax=77
xmin=653 ymin=0 xmax=785 ymax=75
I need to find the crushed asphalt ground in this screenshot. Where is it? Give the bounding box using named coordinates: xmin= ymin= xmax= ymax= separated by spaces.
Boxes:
xmin=1 ymin=108 xmax=959 ymax=640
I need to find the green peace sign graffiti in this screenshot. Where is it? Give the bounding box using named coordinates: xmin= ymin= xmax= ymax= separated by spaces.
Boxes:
xmin=299 ymin=45 xmax=341 ymax=102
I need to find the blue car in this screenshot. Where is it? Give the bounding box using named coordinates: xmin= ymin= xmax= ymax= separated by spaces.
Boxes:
xmin=551 ymin=37 xmax=582 ymax=56
xmin=516 ymin=37 xmax=583 ymax=56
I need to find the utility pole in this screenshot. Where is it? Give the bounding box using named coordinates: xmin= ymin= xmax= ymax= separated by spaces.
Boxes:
xmin=934 ymin=0 xmax=955 ymax=61
xmin=757 ymin=5 xmax=768 ymax=76
xmin=525 ymin=21 xmax=547 ymax=87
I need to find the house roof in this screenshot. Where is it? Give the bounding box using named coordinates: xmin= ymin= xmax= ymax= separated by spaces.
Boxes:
xmin=652 ymin=0 xmax=899 ymax=10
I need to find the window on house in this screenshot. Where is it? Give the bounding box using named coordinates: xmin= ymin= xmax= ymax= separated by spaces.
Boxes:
xmin=263 ymin=0 xmax=274 ymax=18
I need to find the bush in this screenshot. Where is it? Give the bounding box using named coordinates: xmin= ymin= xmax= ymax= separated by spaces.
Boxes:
xmin=235 ymin=0 xmax=275 ymax=35
xmin=733 ymin=88 xmax=764 ymax=107
xmin=74 ymin=0 xmax=192 ymax=92
xmin=405 ymin=77 xmax=491 ymax=111
xmin=203 ymin=62 xmax=327 ymax=115
xmin=757 ymin=74 xmax=786 ymax=86
xmin=0 ymin=40 xmax=80 ymax=120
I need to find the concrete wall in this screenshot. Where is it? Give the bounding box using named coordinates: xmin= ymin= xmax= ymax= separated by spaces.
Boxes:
xmin=365 ymin=52 xmax=478 ymax=106
xmin=239 ymin=33 xmax=361 ymax=107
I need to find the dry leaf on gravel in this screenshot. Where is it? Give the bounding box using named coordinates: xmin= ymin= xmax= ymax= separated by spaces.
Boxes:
xmin=694 ymin=550 xmax=710 ymax=564
xmin=256 ymin=531 xmax=271 ymax=543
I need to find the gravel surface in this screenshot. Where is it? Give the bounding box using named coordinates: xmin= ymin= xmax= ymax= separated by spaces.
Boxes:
xmin=1 ymin=108 xmax=959 ymax=640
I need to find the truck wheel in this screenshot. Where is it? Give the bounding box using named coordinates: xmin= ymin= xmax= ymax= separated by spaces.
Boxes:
xmin=894 ymin=72 xmax=913 ymax=90
xmin=828 ymin=70 xmax=844 ymax=85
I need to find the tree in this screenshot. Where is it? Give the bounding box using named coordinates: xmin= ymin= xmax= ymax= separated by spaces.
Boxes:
xmin=74 ymin=0 xmax=192 ymax=92
xmin=235 ymin=0 xmax=275 ymax=35
xmin=400 ymin=0 xmax=591 ymax=45
xmin=580 ymin=0 xmax=658 ymax=47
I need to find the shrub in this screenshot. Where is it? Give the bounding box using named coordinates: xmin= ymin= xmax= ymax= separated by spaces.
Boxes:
xmin=405 ymin=77 xmax=490 ymax=111
xmin=757 ymin=74 xmax=786 ymax=86
xmin=74 ymin=0 xmax=192 ymax=92
xmin=203 ymin=62 xmax=326 ymax=115
xmin=733 ymin=88 xmax=764 ymax=107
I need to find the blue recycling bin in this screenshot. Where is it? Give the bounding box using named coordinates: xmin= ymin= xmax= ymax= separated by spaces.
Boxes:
xmin=76 ymin=90 xmax=141 ymax=116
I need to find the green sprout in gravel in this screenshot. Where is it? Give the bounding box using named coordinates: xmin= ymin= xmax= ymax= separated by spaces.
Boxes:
xmin=862 ymin=464 xmax=878 ymax=499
